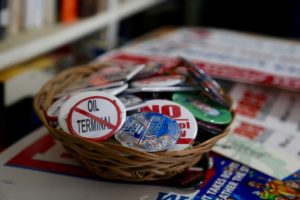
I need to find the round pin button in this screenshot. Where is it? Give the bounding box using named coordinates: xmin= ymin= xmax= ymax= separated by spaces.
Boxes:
xmin=140 ymin=99 xmax=198 ymax=151
xmin=115 ymin=112 xmax=181 ymax=152
xmin=58 ymin=91 xmax=126 ymax=140
xmin=89 ymin=64 xmax=122 ymax=85
xmin=131 ymin=75 xmax=185 ymax=88
xmin=179 ymin=57 xmax=230 ymax=108
xmin=117 ymin=94 xmax=146 ymax=111
xmin=89 ymin=64 xmax=144 ymax=84
xmin=46 ymin=95 xmax=70 ymax=126
xmin=88 ymin=73 xmax=113 ymax=87
xmin=196 ymin=120 xmax=226 ymax=143
xmin=197 ymin=120 xmax=224 ymax=135
xmin=134 ymin=62 xmax=162 ymax=79
xmin=102 ymin=83 xmax=128 ymax=96
xmin=172 ymin=93 xmax=232 ymax=125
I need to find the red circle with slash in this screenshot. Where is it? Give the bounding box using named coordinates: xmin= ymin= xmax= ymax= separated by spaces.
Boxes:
xmin=67 ymin=96 xmax=124 ymax=142
xmin=140 ymin=99 xmax=198 ymax=151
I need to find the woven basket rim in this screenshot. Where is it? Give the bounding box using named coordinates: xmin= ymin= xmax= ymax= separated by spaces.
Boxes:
xmin=33 ymin=63 xmax=232 ymax=155
xmin=33 ymin=62 xmax=233 ymax=181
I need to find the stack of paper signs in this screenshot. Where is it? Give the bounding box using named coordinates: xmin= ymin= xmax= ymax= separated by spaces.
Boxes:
xmin=94 ymin=27 xmax=300 ymax=199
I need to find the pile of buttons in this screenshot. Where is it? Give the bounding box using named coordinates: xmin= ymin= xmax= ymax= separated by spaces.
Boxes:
xmin=45 ymin=57 xmax=233 ymax=153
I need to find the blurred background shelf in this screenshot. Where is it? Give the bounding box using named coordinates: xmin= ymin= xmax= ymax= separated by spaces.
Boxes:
xmin=0 ymin=0 xmax=164 ymax=71
xmin=0 ymin=0 xmax=169 ymax=148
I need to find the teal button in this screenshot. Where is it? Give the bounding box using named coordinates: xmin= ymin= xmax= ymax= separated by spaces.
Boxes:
xmin=172 ymin=93 xmax=232 ymax=125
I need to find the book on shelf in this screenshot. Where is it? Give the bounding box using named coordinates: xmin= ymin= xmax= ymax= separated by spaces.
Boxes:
xmin=60 ymin=0 xmax=78 ymax=24
xmin=0 ymin=0 xmax=8 ymax=39
xmin=7 ymin=0 xmax=23 ymax=36
xmin=97 ymin=0 xmax=107 ymax=13
xmin=44 ymin=0 xmax=57 ymax=25
xmin=78 ymin=0 xmax=98 ymax=18
xmin=24 ymin=0 xmax=44 ymax=30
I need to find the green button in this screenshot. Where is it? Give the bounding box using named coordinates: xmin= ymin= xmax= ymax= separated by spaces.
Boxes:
xmin=172 ymin=93 xmax=232 ymax=125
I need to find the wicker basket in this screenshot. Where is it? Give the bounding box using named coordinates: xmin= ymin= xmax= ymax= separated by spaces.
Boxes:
xmin=33 ymin=63 xmax=232 ymax=182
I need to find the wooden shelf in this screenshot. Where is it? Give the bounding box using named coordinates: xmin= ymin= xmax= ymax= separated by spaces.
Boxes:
xmin=0 ymin=0 xmax=164 ymax=71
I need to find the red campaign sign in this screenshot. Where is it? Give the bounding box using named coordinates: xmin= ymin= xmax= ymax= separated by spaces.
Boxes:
xmin=88 ymin=75 xmax=111 ymax=87
xmin=233 ymin=121 xmax=265 ymax=141
xmin=131 ymin=75 xmax=185 ymax=88
xmin=135 ymin=77 xmax=171 ymax=85
xmin=67 ymin=96 xmax=123 ymax=142
xmin=6 ymin=134 xmax=96 ymax=179
xmin=103 ymin=52 xmax=300 ymax=92
xmin=235 ymin=89 xmax=268 ymax=118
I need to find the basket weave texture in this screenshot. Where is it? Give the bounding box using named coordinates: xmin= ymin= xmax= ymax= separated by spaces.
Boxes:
xmin=33 ymin=63 xmax=231 ymax=182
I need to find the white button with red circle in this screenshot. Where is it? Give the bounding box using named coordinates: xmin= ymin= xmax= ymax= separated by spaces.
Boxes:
xmin=58 ymin=91 xmax=126 ymax=142
xmin=140 ymin=99 xmax=198 ymax=151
